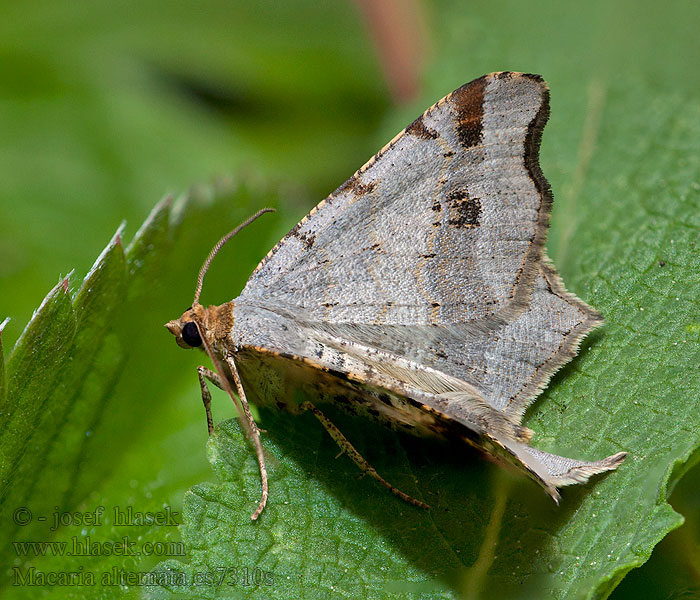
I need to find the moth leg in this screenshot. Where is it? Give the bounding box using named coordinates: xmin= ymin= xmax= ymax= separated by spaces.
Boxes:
xmin=224 ymin=356 xmax=269 ymax=521
xmin=300 ymin=401 xmax=430 ymax=511
xmin=197 ymin=366 xmax=222 ymax=436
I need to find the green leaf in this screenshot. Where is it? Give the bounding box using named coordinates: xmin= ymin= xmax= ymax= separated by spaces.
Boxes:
xmin=0 ymin=183 xmax=281 ymax=596
xmin=1 ymin=277 xmax=77 ymax=495
xmin=1 ymin=0 xmax=698 ymax=598
xmin=0 ymin=0 xmax=384 ymax=360
xmin=147 ymin=8 xmax=700 ymax=600
xmin=0 ymin=318 xmax=10 ymax=411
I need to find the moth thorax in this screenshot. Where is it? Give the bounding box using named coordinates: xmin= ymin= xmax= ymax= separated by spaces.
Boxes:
xmin=203 ymin=301 xmax=235 ymax=343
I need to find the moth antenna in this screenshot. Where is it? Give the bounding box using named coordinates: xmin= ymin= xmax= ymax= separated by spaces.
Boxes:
xmin=193 ymin=208 xmax=276 ymax=306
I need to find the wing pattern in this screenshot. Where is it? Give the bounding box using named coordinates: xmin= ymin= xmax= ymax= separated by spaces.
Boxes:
xmin=242 ymin=72 xmax=551 ymax=328
xmin=234 ymin=72 xmax=625 ymax=497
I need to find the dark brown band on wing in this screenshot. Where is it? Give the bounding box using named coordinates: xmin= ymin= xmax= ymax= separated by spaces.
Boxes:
xmin=500 ymin=72 xmax=553 ymax=308
xmin=450 ymin=75 xmax=487 ymax=148
xmin=522 ymin=73 xmax=553 ymax=255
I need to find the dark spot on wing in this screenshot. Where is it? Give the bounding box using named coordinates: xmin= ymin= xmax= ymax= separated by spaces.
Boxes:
xmin=447 ymin=190 xmax=481 ymax=227
xmin=450 ymin=75 xmax=486 ymax=148
xmin=288 ymin=221 xmax=316 ymax=249
xmin=299 ymin=232 xmax=315 ymax=249
xmin=335 ymin=177 xmax=377 ymax=197
xmin=405 ymin=115 xmax=439 ymax=139
xmin=432 ymin=198 xmax=442 ymax=212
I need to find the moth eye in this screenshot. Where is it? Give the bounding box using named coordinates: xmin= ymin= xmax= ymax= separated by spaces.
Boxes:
xmin=181 ymin=321 xmax=202 ymax=347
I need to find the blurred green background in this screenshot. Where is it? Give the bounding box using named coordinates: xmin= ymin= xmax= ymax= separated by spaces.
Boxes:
xmin=1 ymin=0 xmax=699 ymax=598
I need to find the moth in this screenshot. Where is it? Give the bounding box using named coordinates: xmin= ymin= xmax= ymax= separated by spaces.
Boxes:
xmin=166 ymin=71 xmax=626 ymax=520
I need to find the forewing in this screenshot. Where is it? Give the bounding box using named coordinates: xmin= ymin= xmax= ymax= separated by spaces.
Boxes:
xmin=240 ymin=72 xmax=552 ymax=327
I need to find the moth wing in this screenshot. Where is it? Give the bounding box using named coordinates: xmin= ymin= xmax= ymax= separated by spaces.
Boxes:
xmin=233 ymin=318 xmax=624 ymax=501
xmin=496 ymin=436 xmax=627 ymax=501
xmin=300 ymin=260 xmax=601 ymax=423
xmin=225 ymin=70 xmax=622 ymax=505
xmin=240 ymin=72 xmax=552 ymax=327
xmin=494 ymin=258 xmax=603 ymax=420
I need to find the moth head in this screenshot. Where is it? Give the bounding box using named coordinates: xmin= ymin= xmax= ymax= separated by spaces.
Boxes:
xmin=165 ymin=208 xmax=274 ymax=352
xmin=165 ymin=302 xmax=236 ymax=352
xmin=165 ymin=206 xmax=275 ymax=352
xmin=165 ymin=305 xmax=207 ymax=350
